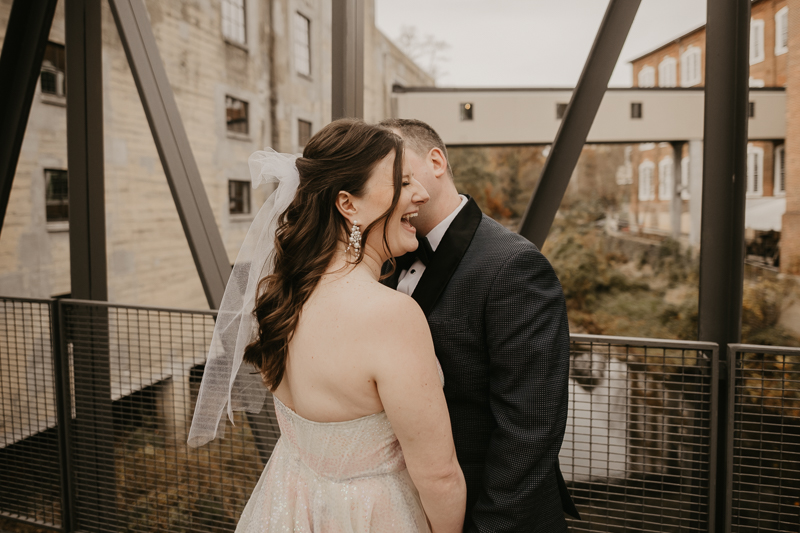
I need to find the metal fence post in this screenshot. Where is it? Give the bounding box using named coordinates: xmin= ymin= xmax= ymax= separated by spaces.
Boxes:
xmin=51 ymin=300 xmax=76 ymax=532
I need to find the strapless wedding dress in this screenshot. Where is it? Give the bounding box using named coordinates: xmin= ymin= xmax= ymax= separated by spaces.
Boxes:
xmin=234 ymin=395 xmax=431 ymax=532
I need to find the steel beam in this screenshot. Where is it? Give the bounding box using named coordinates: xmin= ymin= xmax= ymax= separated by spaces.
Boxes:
xmin=108 ymin=0 xmax=231 ymax=309
xmin=332 ymin=0 xmax=364 ymax=120
xmin=0 ymin=0 xmax=58 ymax=237
xmin=697 ymin=1 xmax=751 ymax=532
xmin=518 ymin=0 xmax=641 ymax=248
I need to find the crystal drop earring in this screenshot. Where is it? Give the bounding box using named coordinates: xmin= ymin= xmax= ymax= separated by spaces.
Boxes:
xmin=345 ymin=220 xmax=361 ymax=255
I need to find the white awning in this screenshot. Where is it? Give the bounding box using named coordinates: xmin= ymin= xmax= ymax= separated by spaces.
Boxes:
xmin=745 ymin=196 xmax=786 ymax=232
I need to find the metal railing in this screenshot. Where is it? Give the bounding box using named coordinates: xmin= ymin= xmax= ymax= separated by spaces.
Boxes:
xmin=1 ymin=296 xmax=798 ymax=533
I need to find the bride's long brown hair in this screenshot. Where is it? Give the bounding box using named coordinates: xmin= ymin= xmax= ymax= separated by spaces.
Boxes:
xmin=242 ymin=119 xmax=404 ymax=390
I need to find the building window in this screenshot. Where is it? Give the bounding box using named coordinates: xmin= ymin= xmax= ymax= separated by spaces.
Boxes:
xmin=631 ymin=102 xmax=642 ymax=119
xmin=41 ymin=42 xmax=66 ymax=97
xmin=229 ymin=180 xmax=251 ymax=215
xmin=556 ymin=103 xmax=568 ymax=119
xmin=774 ymin=145 xmax=786 ymax=196
xmin=750 ymin=19 xmax=765 ymax=65
xmin=222 ymin=0 xmax=246 ymax=45
xmin=658 ymin=157 xmax=674 ymax=201
xmin=298 ymin=119 xmax=312 ymax=147
xmin=638 ymin=161 xmax=655 ymax=202
xmin=460 ymin=103 xmax=473 ymax=121
xmin=681 ymin=157 xmax=690 ymax=200
xmin=680 ymin=46 xmax=702 ymax=87
xmin=775 ymin=7 xmax=789 ymax=56
xmin=45 ymin=169 xmax=69 ymax=223
xmin=294 ymin=12 xmax=311 ymax=77
xmin=638 ymin=65 xmax=655 ymax=88
xmin=226 ymin=95 xmax=249 ymax=135
xmin=748 ymin=102 xmax=755 ymax=118
xmin=658 ymin=56 xmax=677 ymax=87
xmin=746 ymin=144 xmax=764 ymax=197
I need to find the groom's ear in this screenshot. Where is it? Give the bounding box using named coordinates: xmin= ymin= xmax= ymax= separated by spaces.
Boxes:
xmin=429 ymin=147 xmax=449 ymax=179
xmin=335 ymin=191 xmax=358 ymax=222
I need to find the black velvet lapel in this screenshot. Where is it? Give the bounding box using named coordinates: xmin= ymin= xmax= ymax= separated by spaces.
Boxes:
xmin=412 ymin=198 xmax=482 ymax=316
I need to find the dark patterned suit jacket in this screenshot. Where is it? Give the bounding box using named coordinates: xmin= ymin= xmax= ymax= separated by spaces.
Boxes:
xmin=387 ymin=198 xmax=578 ymax=532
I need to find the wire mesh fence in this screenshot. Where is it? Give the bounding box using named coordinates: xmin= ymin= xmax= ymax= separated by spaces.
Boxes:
xmin=562 ymin=335 xmax=717 ymax=533
xmin=0 ymin=297 xmax=63 ymax=529
xmin=4 ymin=297 xmax=800 ymax=533
xmin=729 ymin=344 xmax=800 ymax=533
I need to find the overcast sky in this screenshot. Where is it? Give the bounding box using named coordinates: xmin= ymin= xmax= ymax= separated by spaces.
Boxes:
xmin=374 ymin=0 xmax=707 ymax=87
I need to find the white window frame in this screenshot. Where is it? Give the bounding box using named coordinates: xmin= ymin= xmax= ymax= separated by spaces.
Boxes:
xmin=658 ymin=157 xmax=674 ymax=201
xmin=746 ymin=144 xmax=764 ymax=197
xmin=775 ymin=7 xmax=789 ymax=56
xmin=750 ymin=19 xmax=765 ymax=65
xmin=221 ymin=0 xmax=246 ymax=46
xmin=638 ymin=65 xmax=655 ymax=88
xmin=681 ymin=157 xmax=690 ymax=200
xmin=658 ymin=57 xmax=677 ymax=87
xmin=639 ymin=161 xmax=656 ymax=202
xmin=680 ymin=46 xmax=702 ymax=87
xmin=294 ymin=12 xmax=311 ymax=77
xmin=774 ymin=145 xmax=786 ymax=196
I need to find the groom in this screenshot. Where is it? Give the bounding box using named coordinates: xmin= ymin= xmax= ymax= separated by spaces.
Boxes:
xmin=381 ymin=119 xmax=579 ymax=532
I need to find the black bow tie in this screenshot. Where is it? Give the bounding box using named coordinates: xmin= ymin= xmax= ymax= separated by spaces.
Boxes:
xmin=396 ymin=235 xmax=434 ymax=272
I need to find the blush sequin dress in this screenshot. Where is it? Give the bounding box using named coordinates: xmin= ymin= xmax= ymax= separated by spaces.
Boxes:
xmin=234 ymin=394 xmax=432 ymax=532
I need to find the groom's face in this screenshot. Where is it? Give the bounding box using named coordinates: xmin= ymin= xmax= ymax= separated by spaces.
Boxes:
xmin=402 ymin=147 xmax=439 ymax=236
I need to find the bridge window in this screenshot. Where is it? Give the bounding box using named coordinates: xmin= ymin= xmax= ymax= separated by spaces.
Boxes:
xmin=638 ymin=65 xmax=655 ymax=88
xmin=295 ymin=12 xmax=311 ymax=77
xmin=775 ymin=7 xmax=788 ymax=56
xmin=298 ymin=119 xmax=312 ymax=147
xmin=460 ymin=103 xmax=473 ymax=121
xmin=229 ymin=180 xmax=251 ymax=215
xmin=41 ymin=42 xmax=66 ymax=98
xmin=750 ymin=19 xmax=765 ymax=64
xmin=658 ymin=56 xmax=677 ymax=87
xmin=45 ymin=169 xmax=69 ymax=223
xmin=631 ymin=102 xmax=642 ymax=119
xmin=222 ymin=0 xmax=246 ymax=46
xmin=680 ymin=46 xmax=702 ymax=87
xmin=226 ymin=95 xmax=249 ymax=135
xmin=658 ymin=157 xmax=674 ymax=201
xmin=748 ymin=102 xmax=755 ymax=118
xmin=774 ymin=145 xmax=785 ymax=196
xmin=638 ymin=161 xmax=655 ymax=202
xmin=556 ymin=103 xmax=568 ymax=119
xmin=746 ymin=144 xmax=764 ymax=197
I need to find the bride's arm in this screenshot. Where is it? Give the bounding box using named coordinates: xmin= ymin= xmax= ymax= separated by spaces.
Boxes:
xmin=371 ymin=293 xmax=466 ymax=533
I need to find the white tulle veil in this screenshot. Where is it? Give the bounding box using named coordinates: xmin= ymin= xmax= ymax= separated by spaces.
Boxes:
xmin=187 ymin=149 xmax=300 ymax=448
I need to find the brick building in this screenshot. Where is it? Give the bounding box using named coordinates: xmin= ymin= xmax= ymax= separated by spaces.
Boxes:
xmin=0 ymin=0 xmax=433 ymax=307
xmin=628 ymin=0 xmax=795 ymax=272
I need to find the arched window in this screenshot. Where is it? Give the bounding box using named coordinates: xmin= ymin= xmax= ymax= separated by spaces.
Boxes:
xmin=658 ymin=57 xmax=677 ymax=88
xmin=638 ymin=65 xmax=655 ymax=88
xmin=746 ymin=144 xmax=764 ymax=197
xmin=639 ymin=161 xmax=656 ymax=202
xmin=680 ymin=47 xmax=702 ymax=87
xmin=774 ymin=145 xmax=786 ymax=196
xmin=775 ymin=7 xmax=789 ymax=56
xmin=658 ymin=157 xmax=674 ymax=201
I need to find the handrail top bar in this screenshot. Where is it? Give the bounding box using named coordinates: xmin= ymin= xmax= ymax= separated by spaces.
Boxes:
xmin=57 ymin=297 xmax=218 ymax=316
xmin=0 ymin=295 xmax=57 ymax=305
xmin=571 ymin=333 xmax=719 ymax=351
xmin=728 ymin=343 xmax=800 ymax=356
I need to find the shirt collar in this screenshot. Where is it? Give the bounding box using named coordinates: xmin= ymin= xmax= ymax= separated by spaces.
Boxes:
xmin=425 ymin=195 xmax=468 ymax=252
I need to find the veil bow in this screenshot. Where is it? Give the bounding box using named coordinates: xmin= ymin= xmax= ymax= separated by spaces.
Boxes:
xmin=188 ymin=149 xmax=300 ymax=447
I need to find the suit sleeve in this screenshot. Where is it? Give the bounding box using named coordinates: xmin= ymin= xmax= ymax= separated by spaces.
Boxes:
xmin=468 ymin=247 xmax=571 ymax=532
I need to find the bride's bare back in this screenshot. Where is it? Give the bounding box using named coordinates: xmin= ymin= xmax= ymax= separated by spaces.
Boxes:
xmin=273 ymin=266 xmax=423 ymax=423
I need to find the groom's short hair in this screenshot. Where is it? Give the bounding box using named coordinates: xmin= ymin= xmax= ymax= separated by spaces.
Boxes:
xmin=379 ymin=118 xmax=453 ymax=178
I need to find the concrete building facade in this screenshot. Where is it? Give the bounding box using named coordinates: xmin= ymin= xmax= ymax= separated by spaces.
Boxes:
xmin=0 ymin=0 xmax=433 ymax=307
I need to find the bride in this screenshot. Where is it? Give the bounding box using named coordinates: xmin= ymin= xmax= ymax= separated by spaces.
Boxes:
xmin=188 ymin=119 xmax=466 ymax=532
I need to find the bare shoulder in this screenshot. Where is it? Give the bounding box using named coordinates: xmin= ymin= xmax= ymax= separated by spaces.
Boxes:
xmin=357 ymin=282 xmax=429 ymax=334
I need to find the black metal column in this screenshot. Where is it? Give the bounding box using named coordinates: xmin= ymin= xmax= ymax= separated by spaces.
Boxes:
xmin=332 ymin=0 xmax=364 ymax=120
xmin=698 ymin=1 xmax=751 ymax=532
xmin=518 ymin=0 xmax=641 ymax=248
xmin=108 ymin=0 xmax=231 ymax=309
xmin=65 ymin=1 xmax=114 ymax=531
xmin=0 ymin=0 xmax=58 ymax=237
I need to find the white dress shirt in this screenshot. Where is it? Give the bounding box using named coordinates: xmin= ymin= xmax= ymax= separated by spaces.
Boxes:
xmin=397 ymin=195 xmax=469 ymax=296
